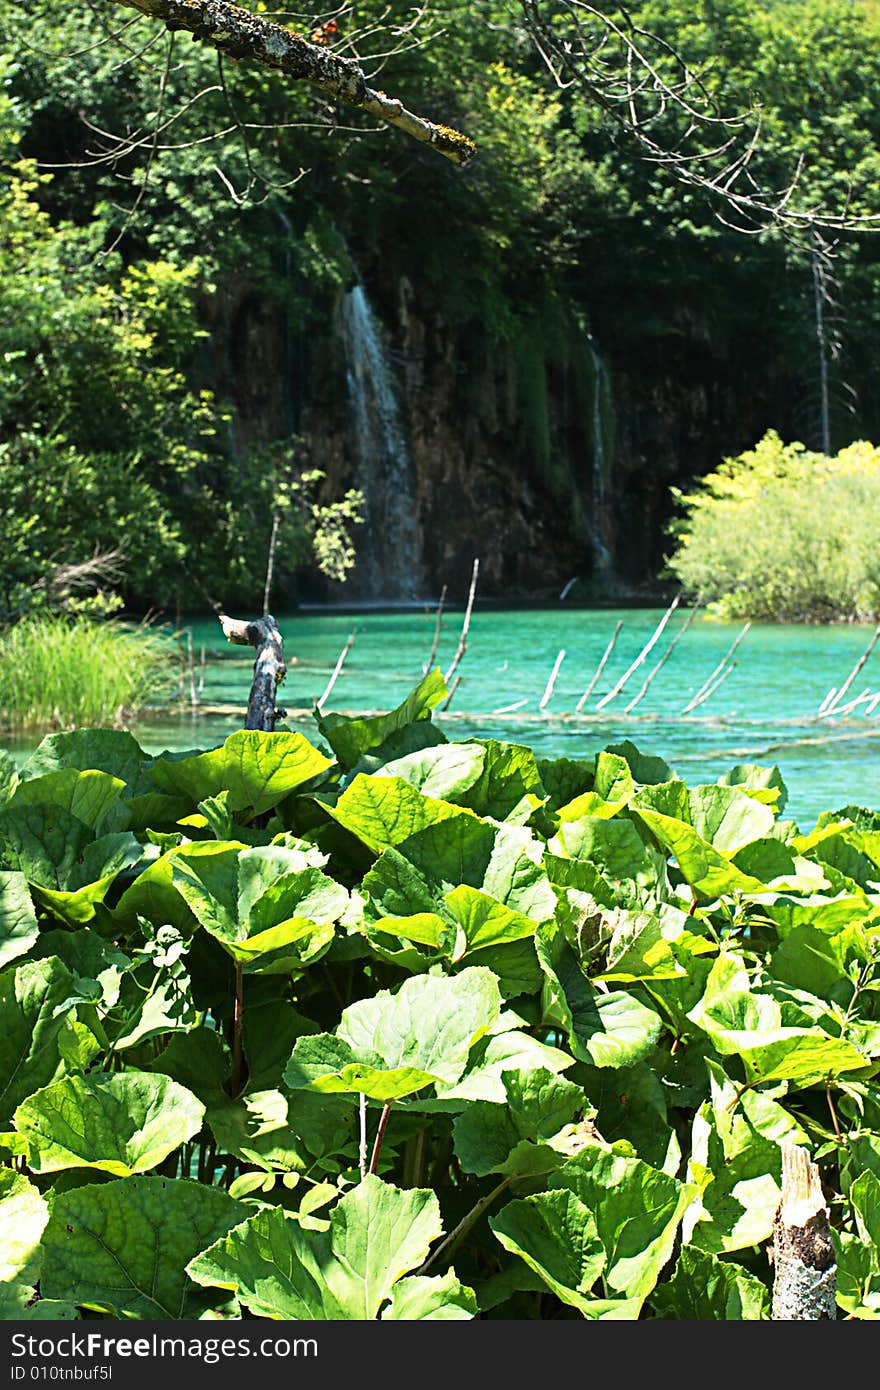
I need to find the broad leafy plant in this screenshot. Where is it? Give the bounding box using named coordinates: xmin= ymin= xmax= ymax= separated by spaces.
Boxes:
xmin=3 ymin=673 xmax=880 ymax=1320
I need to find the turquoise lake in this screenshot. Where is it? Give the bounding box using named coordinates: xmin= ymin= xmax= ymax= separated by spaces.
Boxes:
xmin=6 ymin=605 xmax=880 ymax=830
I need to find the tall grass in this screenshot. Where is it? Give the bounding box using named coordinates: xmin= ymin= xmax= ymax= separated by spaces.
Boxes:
xmin=0 ymin=615 xmax=175 ymax=731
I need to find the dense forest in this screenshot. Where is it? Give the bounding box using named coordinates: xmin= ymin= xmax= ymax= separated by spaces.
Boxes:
xmin=3 ymin=0 xmax=880 ymax=614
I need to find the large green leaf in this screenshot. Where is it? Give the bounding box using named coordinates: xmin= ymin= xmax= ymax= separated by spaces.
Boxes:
xmin=0 ymin=749 xmax=19 ymax=806
xmin=40 ymin=1177 xmax=244 ymax=1318
xmin=14 ymin=1071 xmax=205 ymax=1176
xmin=403 ymin=816 xmax=557 ymax=922
xmin=433 ymin=1026 xmax=574 ymax=1106
xmin=682 ymin=1061 xmax=789 ymax=1253
xmin=604 ymin=742 xmax=674 ymax=786
xmin=382 ymin=1270 xmax=477 ymax=1320
xmin=549 ymin=815 xmax=660 ymax=891
xmin=834 ymin=1172 xmax=880 ymax=1318
xmin=578 ymin=1061 xmax=679 ymax=1173
xmin=650 ymin=1246 xmax=770 ymax=1319
xmin=0 ymin=871 xmax=38 ymax=969
xmin=490 ymin=1189 xmax=637 ymax=1318
xmin=169 ymin=841 xmax=348 ymax=974
xmin=687 ymin=954 xmax=869 ymax=1089
xmin=11 ymin=768 xmax=126 ymax=833
xmin=687 ymin=785 xmax=775 ymax=853
xmin=315 ymin=669 xmax=447 ymax=771
xmin=0 ymin=957 xmax=80 ymax=1124
xmin=0 ymin=804 xmax=143 ymax=924
xmin=27 ymin=928 xmax=132 ymax=1011
xmin=718 ymin=762 xmax=788 ymax=813
xmin=20 ymin=728 xmax=190 ymax=832
xmin=285 ymin=968 xmax=501 ymax=1101
xmin=187 ymin=1175 xmax=467 ymax=1320
xmin=630 ymin=806 xmax=765 ymax=898
xmin=23 ymin=728 xmax=148 ymax=784
xmin=452 ymin=1068 xmax=584 ymax=1177
xmin=536 ymin=757 xmax=595 ymax=812
xmin=382 ymin=739 xmax=544 ymax=822
xmin=146 ymin=730 xmax=332 ymax=815
xmin=0 ymin=1169 xmax=49 ymax=1289
xmin=321 ymin=775 xmax=469 ymax=853
xmin=834 ymin=1230 xmax=880 ymax=1319
xmin=553 ymin=1145 xmax=696 ymax=1304
xmin=536 ymin=922 xmax=661 ymax=1068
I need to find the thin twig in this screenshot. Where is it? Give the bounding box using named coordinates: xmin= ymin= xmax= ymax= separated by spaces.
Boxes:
xmin=423 ymin=584 xmax=447 ymax=673
xmin=576 ymin=619 xmax=622 ymax=712
xmin=445 ymin=559 xmax=479 ymax=685
xmin=186 ymin=628 xmax=198 ymax=708
xmin=819 ymin=624 xmax=880 ymax=718
xmin=539 ymin=649 xmax=566 ymax=711
xmin=595 ymin=597 xmax=680 ymax=710
xmin=681 ymin=622 xmax=750 ymax=714
xmin=683 ymin=659 xmax=738 ymax=714
xmin=262 ymin=509 xmax=281 ymax=617
xmin=624 ymin=605 xmax=699 ymax=714
xmin=229 ymin=961 xmax=245 ymax=1097
xmin=317 ymin=632 xmax=356 ymax=712
xmin=491 ymin=697 xmax=530 ymax=714
xmin=417 ymin=1177 xmax=512 ymax=1275
xmin=442 ymin=674 xmax=462 ymax=711
xmin=833 ymin=687 xmax=874 ymax=718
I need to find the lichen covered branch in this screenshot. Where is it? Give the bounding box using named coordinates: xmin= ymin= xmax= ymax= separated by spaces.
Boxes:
xmin=110 ymin=0 xmax=476 ymax=164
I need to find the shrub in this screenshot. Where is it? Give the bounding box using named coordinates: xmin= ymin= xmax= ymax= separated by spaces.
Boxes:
xmin=666 ymin=430 xmax=880 ymax=621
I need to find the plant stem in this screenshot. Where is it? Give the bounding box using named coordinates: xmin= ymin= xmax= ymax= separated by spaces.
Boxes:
xmin=826 ymin=1082 xmax=843 ymax=1143
xmin=359 ymin=1093 xmax=368 ymax=1179
xmin=368 ymin=1102 xmax=393 ymax=1175
xmin=230 ymin=960 xmax=244 ymax=1097
xmin=418 ymin=1177 xmax=512 ymax=1274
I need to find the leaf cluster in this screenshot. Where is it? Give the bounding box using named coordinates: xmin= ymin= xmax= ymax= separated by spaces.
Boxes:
xmin=3 ymin=675 xmax=880 ymax=1319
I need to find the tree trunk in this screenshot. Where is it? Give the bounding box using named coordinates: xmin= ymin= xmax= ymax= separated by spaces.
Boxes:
xmin=218 ymin=612 xmax=286 ymax=732
xmin=771 ymin=1144 xmax=837 ymax=1320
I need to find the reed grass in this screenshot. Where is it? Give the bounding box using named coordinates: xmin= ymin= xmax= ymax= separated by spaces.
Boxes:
xmin=0 ymin=614 xmax=175 ymax=731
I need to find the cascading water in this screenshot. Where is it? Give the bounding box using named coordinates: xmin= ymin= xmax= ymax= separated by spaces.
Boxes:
xmin=588 ymin=340 xmax=614 ymax=582
xmin=338 ymin=283 xmax=423 ymax=601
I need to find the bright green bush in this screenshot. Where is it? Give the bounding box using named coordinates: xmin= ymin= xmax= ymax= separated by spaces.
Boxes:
xmin=0 ymin=615 xmax=175 ymax=731
xmin=666 ymin=431 xmax=880 ymax=621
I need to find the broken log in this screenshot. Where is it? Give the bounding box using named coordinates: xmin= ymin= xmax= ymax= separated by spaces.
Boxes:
xmin=771 ymin=1143 xmax=836 ymax=1320
xmin=218 ymin=612 xmax=287 ymax=732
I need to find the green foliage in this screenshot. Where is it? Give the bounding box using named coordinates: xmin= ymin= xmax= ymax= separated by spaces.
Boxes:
xmin=667 ymin=430 xmax=880 ymax=620
xmin=2 ymin=676 xmax=880 ymax=1320
xmin=0 ymin=614 xmax=174 ymax=732
xmin=0 ymin=149 xmax=362 ymax=612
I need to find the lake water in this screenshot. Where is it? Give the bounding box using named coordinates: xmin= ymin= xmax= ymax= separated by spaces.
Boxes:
xmin=6 ymin=605 xmax=880 ymax=830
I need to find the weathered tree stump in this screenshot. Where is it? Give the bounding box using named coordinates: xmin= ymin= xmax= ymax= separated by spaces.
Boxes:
xmin=771 ymin=1143 xmax=837 ymax=1320
xmin=218 ymin=612 xmax=287 ymax=732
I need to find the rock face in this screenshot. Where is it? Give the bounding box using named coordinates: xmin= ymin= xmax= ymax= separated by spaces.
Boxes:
xmin=207 ymin=267 xmax=796 ymax=606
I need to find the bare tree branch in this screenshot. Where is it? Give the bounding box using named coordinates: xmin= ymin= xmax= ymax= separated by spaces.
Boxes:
xmin=520 ymin=0 xmax=880 ymax=235
xmin=108 ymin=0 xmax=477 ymax=165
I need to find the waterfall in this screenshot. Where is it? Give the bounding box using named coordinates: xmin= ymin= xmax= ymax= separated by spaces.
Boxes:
xmin=339 ymin=284 xmax=422 ymax=601
xmin=588 ymin=341 xmax=614 ymax=582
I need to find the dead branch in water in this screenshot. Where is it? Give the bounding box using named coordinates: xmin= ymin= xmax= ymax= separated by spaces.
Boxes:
xmin=218 ymin=611 xmax=287 ymax=731
xmin=445 ymin=559 xmax=480 ymax=686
